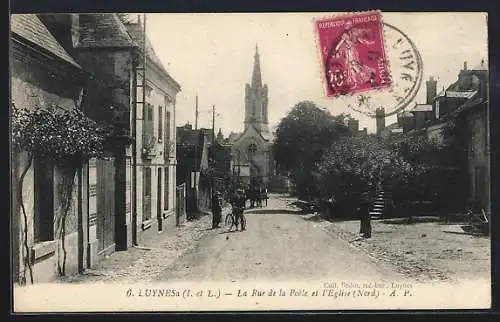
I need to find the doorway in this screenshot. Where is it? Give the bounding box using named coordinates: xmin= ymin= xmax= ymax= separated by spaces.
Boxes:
xmin=157 ymin=168 xmax=163 ymax=231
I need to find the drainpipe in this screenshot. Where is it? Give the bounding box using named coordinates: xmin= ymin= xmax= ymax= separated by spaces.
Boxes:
xmin=131 ymin=52 xmax=138 ymax=246
xmin=172 ymin=96 xmax=177 ymax=219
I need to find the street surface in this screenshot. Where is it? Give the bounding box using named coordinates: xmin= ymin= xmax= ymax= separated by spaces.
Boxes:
xmin=61 ymin=194 xmax=489 ymax=285
xmin=155 ymin=195 xmax=402 ymax=282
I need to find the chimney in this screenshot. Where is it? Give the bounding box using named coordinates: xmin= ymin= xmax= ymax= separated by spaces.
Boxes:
xmin=426 ymin=76 xmax=437 ymax=105
xmin=70 ymin=14 xmax=80 ymax=47
xmin=463 ymin=61 xmax=468 ymax=71
xmin=347 ymin=118 xmax=359 ymax=132
xmin=376 ymin=107 xmax=386 ymax=135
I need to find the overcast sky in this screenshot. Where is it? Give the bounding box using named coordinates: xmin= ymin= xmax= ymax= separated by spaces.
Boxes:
xmin=143 ymin=12 xmax=488 ymax=135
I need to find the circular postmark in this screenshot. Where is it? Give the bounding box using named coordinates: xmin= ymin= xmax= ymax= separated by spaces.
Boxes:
xmin=334 ymin=22 xmax=423 ymax=118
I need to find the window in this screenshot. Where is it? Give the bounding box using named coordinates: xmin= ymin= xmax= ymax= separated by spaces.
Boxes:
xmin=248 ymin=143 xmax=257 ymax=156
xmin=143 ymin=103 xmax=155 ymax=149
xmin=34 ymin=154 xmax=54 ymax=243
xmin=165 ymin=111 xmax=171 ymax=158
xmin=158 ymin=106 xmax=163 ymax=143
xmin=164 ymin=167 xmax=169 ymax=210
xmin=435 ymin=100 xmax=440 ymax=120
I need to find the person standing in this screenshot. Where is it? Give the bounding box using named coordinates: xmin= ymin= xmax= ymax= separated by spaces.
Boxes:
xmin=211 ymin=190 xmax=222 ymax=229
xmin=359 ymin=191 xmax=372 ymax=238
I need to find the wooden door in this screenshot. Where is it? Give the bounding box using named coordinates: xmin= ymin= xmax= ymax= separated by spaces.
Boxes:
xmin=96 ymin=158 xmax=116 ymax=253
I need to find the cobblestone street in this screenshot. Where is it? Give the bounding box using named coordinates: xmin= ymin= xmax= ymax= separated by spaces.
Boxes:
xmin=58 ymin=211 xmax=225 ymax=284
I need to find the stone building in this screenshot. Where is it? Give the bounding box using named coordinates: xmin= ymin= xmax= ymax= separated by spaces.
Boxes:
xmin=398 ymin=61 xmax=490 ymax=212
xmin=176 ymin=123 xmax=211 ymax=216
xmin=124 ymin=16 xmax=181 ymax=242
xmin=11 ymin=14 xmax=91 ymax=284
xmin=10 ymin=13 xmax=181 ymax=285
xmin=230 ymin=45 xmax=274 ymax=187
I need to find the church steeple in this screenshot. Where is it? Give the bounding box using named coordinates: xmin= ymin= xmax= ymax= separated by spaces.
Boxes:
xmin=244 ymin=43 xmax=269 ymax=136
xmin=251 ymin=43 xmax=262 ymax=89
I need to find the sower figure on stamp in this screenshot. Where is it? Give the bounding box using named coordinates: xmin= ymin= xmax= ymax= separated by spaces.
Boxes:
xmin=359 ymin=191 xmax=372 ymax=238
xmin=211 ymin=190 xmax=222 ymax=229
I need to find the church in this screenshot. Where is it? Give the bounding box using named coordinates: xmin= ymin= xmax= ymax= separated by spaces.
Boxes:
xmin=229 ymin=45 xmax=274 ymax=188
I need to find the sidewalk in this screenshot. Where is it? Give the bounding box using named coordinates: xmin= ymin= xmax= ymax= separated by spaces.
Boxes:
xmin=58 ymin=207 xmax=231 ymax=284
xmin=323 ymin=217 xmax=491 ymax=283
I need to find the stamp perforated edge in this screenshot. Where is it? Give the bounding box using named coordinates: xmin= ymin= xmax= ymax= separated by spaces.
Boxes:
xmin=312 ymin=10 xmax=394 ymax=101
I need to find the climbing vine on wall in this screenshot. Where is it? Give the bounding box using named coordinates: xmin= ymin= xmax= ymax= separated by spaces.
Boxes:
xmin=12 ymin=104 xmax=112 ymax=284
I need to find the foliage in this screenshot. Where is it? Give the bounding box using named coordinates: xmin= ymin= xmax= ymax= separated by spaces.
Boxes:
xmin=273 ymin=101 xmax=352 ymax=199
xmin=12 ymin=104 xmax=112 ymax=282
xmin=388 ymin=135 xmax=443 ymax=165
xmin=12 ymin=105 xmax=112 ymax=163
xmin=199 ymin=166 xmax=217 ymax=189
xmin=318 ymin=135 xmax=427 ymax=202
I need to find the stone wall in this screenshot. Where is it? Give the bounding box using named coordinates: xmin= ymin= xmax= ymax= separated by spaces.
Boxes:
xmin=11 ymin=40 xmax=88 ymax=284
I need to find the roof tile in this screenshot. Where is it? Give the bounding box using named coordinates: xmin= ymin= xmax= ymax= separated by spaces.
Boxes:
xmin=11 ymin=14 xmax=81 ymax=68
xmin=77 ymin=14 xmax=137 ymax=48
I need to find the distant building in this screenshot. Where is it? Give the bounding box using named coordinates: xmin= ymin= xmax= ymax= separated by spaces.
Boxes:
xmin=176 ymin=123 xmax=211 ymax=215
xmin=375 ymin=107 xmax=386 ymax=136
xmin=398 ymin=61 xmax=490 ymax=212
xmin=230 ymin=44 xmax=274 ymax=187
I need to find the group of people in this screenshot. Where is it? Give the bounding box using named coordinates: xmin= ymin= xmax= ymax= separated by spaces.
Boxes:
xmin=246 ymin=186 xmax=269 ymax=208
xmin=210 ymin=187 xmax=248 ymax=230
xmin=210 ymin=185 xmax=269 ymax=230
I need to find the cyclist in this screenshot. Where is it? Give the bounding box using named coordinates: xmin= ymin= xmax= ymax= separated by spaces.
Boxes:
xmin=231 ymin=188 xmax=247 ymax=231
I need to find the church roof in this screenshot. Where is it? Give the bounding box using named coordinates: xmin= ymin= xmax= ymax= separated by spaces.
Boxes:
xmin=228 ymin=132 xmax=242 ymax=144
xmin=251 ymin=43 xmax=263 ymax=88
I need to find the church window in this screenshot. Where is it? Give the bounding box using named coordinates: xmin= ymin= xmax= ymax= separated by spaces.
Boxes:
xmin=248 ymin=143 xmax=257 ymax=157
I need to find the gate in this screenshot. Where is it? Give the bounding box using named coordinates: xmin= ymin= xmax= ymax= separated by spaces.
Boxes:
xmin=96 ymin=158 xmax=116 ymax=254
xmin=176 ymin=183 xmax=186 ymax=226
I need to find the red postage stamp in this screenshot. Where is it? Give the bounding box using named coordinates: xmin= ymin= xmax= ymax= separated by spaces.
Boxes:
xmin=315 ymin=11 xmax=391 ymax=97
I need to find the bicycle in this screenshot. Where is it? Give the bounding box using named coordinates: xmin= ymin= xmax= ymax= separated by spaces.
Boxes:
xmin=225 ymin=207 xmax=247 ymax=231
xmin=463 ymin=206 xmax=489 ymax=235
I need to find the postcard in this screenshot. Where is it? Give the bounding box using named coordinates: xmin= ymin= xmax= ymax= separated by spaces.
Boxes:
xmin=10 ymin=11 xmax=490 ymax=312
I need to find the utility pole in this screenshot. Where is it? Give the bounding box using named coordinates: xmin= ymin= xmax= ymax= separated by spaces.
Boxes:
xmin=195 ymin=93 xmax=199 ymax=131
xmin=212 ymin=104 xmax=216 ymax=145
xmin=194 ymin=93 xmax=198 ymax=190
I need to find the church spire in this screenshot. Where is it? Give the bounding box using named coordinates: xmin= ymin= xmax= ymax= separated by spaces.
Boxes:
xmin=251 ymin=43 xmax=262 ymax=88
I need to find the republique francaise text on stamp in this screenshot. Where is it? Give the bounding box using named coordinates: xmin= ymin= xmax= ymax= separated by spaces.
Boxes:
xmin=315 ymin=11 xmax=391 ymax=98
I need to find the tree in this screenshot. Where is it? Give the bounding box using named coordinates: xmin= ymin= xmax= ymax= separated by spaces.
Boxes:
xmin=318 ymin=134 xmax=428 ymax=218
xmin=388 ymin=127 xmax=469 ymax=213
xmin=273 ymin=101 xmax=352 ymax=199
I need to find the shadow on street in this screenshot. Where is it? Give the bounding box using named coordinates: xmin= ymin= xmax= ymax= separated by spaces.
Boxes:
xmin=244 ymin=208 xmax=302 ymax=215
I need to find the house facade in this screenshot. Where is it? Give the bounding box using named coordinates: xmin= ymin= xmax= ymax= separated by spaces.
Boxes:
xmin=396 ymin=61 xmax=490 ymax=212
xmin=11 ymin=14 xmax=89 ymax=284
xmin=124 ymin=17 xmax=181 ymax=242
xmin=11 ymin=13 xmax=181 ymax=285
xmin=176 ymin=123 xmax=212 ymax=217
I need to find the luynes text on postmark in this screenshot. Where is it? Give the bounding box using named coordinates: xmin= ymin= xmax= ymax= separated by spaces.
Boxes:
xmin=347 ymin=22 xmax=424 ymax=118
xmin=315 ymin=11 xmax=391 ymax=98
